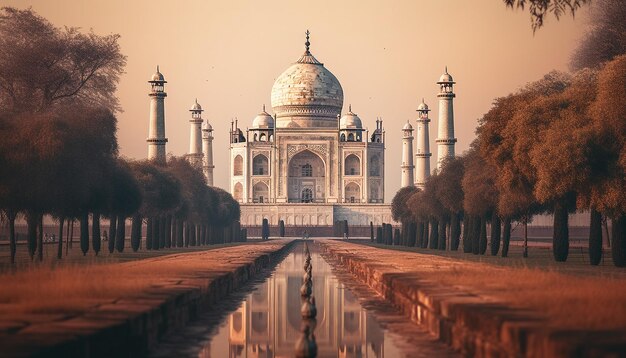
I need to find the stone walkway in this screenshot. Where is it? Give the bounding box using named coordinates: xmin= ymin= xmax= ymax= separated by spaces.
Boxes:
xmin=0 ymin=239 xmax=293 ymax=357
xmin=319 ymin=239 xmax=626 ymax=357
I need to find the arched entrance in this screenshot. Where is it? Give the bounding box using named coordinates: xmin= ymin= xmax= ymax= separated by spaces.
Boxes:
xmin=253 ymin=182 xmax=268 ymax=203
xmin=288 ymin=150 xmax=325 ymax=203
xmin=345 ymin=182 xmax=360 ymax=203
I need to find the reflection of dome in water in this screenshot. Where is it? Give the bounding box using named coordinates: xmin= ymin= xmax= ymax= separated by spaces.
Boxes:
xmin=271 ymin=32 xmax=343 ymax=128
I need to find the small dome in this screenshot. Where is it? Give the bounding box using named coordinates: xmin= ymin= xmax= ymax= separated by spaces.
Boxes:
xmin=151 ymin=65 xmax=165 ymax=82
xmin=252 ymin=105 xmax=274 ymax=128
xmin=202 ymin=120 xmax=212 ymax=130
xmin=339 ymin=105 xmax=362 ymax=129
xmin=417 ymin=99 xmax=429 ymax=111
xmin=190 ymin=99 xmax=202 ymax=111
xmin=403 ymin=121 xmax=413 ymax=130
xmin=437 ymin=67 xmax=454 ymax=83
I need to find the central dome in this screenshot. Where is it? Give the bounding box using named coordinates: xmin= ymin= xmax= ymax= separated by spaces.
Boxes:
xmin=271 ymin=34 xmax=343 ymax=128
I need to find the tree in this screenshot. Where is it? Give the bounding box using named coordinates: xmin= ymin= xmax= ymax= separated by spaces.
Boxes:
xmin=279 ymin=219 xmax=285 ymax=237
xmin=0 ymin=7 xmax=126 ymax=114
xmin=570 ymin=0 xmax=626 ymax=71
xmin=435 ymin=157 xmax=465 ymax=250
xmin=503 ymin=0 xmax=591 ymax=32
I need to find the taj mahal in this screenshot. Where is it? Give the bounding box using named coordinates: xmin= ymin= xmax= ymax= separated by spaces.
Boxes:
xmin=145 ymin=31 xmax=457 ymax=228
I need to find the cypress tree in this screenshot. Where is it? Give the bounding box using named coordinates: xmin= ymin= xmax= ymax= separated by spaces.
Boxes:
xmin=370 ymin=221 xmax=374 ymax=242
xmin=407 ymin=222 xmax=417 ymax=247
xmin=279 ymin=220 xmax=285 ymax=237
xmin=589 ymin=209 xmax=602 ymax=265
xmin=438 ymin=219 xmax=446 ymax=250
xmin=376 ymin=226 xmax=383 ymax=244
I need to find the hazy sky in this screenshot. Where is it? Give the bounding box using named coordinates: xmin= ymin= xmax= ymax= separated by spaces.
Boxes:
xmin=7 ymin=0 xmax=589 ymax=200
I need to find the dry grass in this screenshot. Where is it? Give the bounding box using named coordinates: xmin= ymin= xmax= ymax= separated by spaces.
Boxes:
xmin=0 ymin=241 xmax=289 ymax=316
xmin=327 ymin=241 xmax=626 ymax=330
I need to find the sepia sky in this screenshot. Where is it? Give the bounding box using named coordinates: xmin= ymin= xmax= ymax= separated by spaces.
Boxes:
xmin=7 ymin=0 xmax=590 ymax=200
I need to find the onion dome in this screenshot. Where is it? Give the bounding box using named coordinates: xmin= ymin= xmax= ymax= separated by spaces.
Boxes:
xmin=403 ymin=120 xmax=413 ymax=130
xmin=437 ymin=66 xmax=455 ymax=84
xmin=190 ymin=98 xmax=203 ymax=111
xmin=271 ymin=30 xmax=343 ymax=128
xmin=150 ymin=65 xmax=166 ymax=82
xmin=339 ymin=104 xmax=363 ymax=129
xmin=202 ymin=120 xmax=212 ymax=131
xmin=252 ymin=105 xmax=275 ymax=128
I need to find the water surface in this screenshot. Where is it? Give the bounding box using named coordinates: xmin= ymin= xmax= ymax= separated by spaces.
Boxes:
xmin=201 ymin=241 xmax=404 ymax=357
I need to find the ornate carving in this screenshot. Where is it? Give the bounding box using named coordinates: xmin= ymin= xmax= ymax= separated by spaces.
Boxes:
xmin=287 ymin=144 xmax=328 ymax=162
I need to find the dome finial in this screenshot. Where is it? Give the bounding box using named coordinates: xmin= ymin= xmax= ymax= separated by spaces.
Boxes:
xmin=349 ymin=104 xmax=352 ymax=112
xmin=157 ymin=65 xmax=160 ymax=72
xmin=445 ymin=65 xmax=448 ymax=74
xmin=305 ymin=29 xmax=310 ymax=53
xmin=263 ymin=104 xmax=266 ymax=112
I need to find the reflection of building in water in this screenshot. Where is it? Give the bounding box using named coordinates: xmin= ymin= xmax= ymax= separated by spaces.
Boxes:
xmin=227 ymin=249 xmax=385 ymax=357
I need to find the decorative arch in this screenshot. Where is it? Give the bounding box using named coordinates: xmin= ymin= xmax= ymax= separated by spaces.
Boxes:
xmin=288 ymin=150 xmax=326 ymax=203
xmin=260 ymin=133 xmax=267 ymax=141
xmin=233 ymin=155 xmax=243 ymax=176
xmin=345 ymin=182 xmax=360 ymax=203
xmin=252 ymin=182 xmax=268 ymax=203
xmin=344 ymin=154 xmax=361 ymax=176
xmin=253 ymin=154 xmax=269 ymax=175
xmin=347 ymin=133 xmax=355 ymax=141
xmin=233 ymin=182 xmax=243 ymax=202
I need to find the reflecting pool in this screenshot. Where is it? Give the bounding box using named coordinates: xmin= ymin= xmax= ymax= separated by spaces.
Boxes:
xmin=200 ymin=241 xmax=404 ymax=357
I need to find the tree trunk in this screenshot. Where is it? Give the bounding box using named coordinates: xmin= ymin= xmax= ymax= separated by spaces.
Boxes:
xmin=177 ymin=219 xmax=184 ymax=247
xmin=479 ymin=215 xmax=488 ymax=255
xmin=438 ymin=219 xmax=446 ymax=250
xmin=108 ymin=216 xmax=117 ymax=254
xmin=158 ymin=216 xmax=166 ymax=248
xmin=523 ymin=220 xmax=529 ymax=258
xmin=490 ymin=213 xmax=501 ymax=256
xmin=65 ymin=219 xmax=71 ymax=256
xmin=184 ymin=222 xmax=190 ymax=247
xmin=8 ymin=210 xmax=17 ymax=264
xmin=450 ymin=213 xmax=461 ymax=251
xmin=131 ymin=214 xmax=142 ymax=252
xmin=472 ymin=215 xmax=481 ymax=255
xmin=69 ymin=219 xmax=74 ymax=249
xmin=429 ymin=218 xmax=439 ymax=249
xmin=462 ymin=215 xmax=470 ymax=252
xmin=79 ymin=212 xmax=89 ymax=256
xmin=115 ymin=215 xmax=125 ymax=253
xmin=56 ymin=216 xmax=64 ymax=260
xmin=369 ymin=222 xmax=374 ymax=242
xmin=611 ymin=215 xmax=625 ymax=267
xmin=407 ymin=222 xmax=417 ymax=247
xmin=416 ymin=221 xmax=424 ymax=247
xmin=502 ymin=218 xmax=511 ymax=257
xmin=92 ymin=212 xmax=101 ymax=256
xmin=146 ymin=217 xmax=153 ymax=250
xmin=552 ymin=200 xmax=569 ymax=262
xmin=26 ymin=212 xmax=37 ymax=260
xmin=422 ymin=221 xmax=429 ymax=248
xmin=153 ymin=217 xmax=160 ymax=251
xmin=588 ymin=209 xmax=602 ymax=266
xmin=165 ymin=215 xmax=172 ymax=248
xmin=37 ymin=216 xmax=43 ymax=261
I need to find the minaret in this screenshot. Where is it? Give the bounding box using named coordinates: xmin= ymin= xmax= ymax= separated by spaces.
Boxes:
xmin=187 ymin=99 xmax=203 ymax=168
xmin=401 ymin=121 xmax=414 ymax=188
xmin=415 ymin=99 xmax=432 ymax=188
xmin=202 ymin=118 xmax=214 ymax=186
xmin=436 ymin=66 xmax=457 ymax=170
xmin=147 ymin=66 xmax=168 ymax=163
